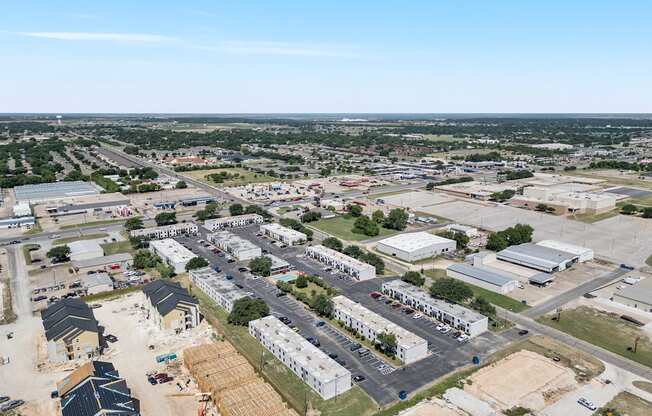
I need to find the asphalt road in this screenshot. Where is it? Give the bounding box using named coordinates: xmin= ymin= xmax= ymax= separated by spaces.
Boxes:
xmin=0 ymin=223 xmax=126 ymax=246
xmin=522 ymin=266 xmax=629 ymax=318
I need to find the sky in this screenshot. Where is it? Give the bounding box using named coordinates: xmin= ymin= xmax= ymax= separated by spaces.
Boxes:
xmin=1 ymin=0 xmax=651 ymax=113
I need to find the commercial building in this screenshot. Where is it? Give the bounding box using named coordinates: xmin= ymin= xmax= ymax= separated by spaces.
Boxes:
xmin=510 ymin=186 xmax=616 ymax=215
xmin=249 ymin=316 xmax=352 ymax=399
xmin=381 ymin=280 xmax=488 ymax=337
xmin=304 ymin=245 xmax=376 ymax=281
xmin=82 ymin=272 xmax=114 ymax=295
xmin=179 ymin=196 xmax=216 ymax=207
xmin=57 ymin=361 xmax=140 ymax=416
xmin=260 ymin=223 xmax=307 ymax=245
xmin=208 ymin=231 xmax=262 ymax=261
xmin=613 ymin=278 xmax=652 ymax=312
xmin=41 ymin=299 xmax=100 ymax=363
xmin=204 ymin=214 xmax=264 ymax=231
xmin=376 ymin=232 xmax=456 ymax=262
xmin=0 ymin=216 xmax=35 ymax=229
xmin=445 ymin=224 xmax=479 ymax=238
xmin=265 ymin=254 xmax=292 ymax=275
xmin=72 ymin=253 xmax=133 ymax=272
xmin=497 ymin=243 xmax=578 ymax=273
xmin=43 ymin=193 xmax=131 ymax=218
xmin=190 ymin=267 xmax=250 ymax=312
xmin=142 ymin=280 xmax=200 ymax=332
xmin=68 ymin=240 xmax=104 ymax=262
xmin=12 ymin=201 xmax=31 ymax=217
xmin=14 ymin=181 xmax=100 ymax=203
xmin=130 ymin=222 xmax=199 ymax=239
xmin=446 ymin=263 xmax=519 ymax=294
xmin=149 ymin=238 xmax=197 ymax=273
xmin=332 ymin=295 xmax=428 ymax=364
xmin=536 ymin=240 xmax=594 ymax=263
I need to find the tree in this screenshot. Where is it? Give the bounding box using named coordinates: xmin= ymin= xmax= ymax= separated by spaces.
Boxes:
xmin=310 ymin=294 xmax=333 ymax=317
xmin=440 ymin=230 xmax=469 ymax=250
xmin=322 ymin=237 xmax=343 ymax=252
xmin=372 ymin=210 xmax=385 ymax=224
xmin=363 ymin=252 xmax=385 ymax=274
xmin=129 ymin=235 xmax=150 ymax=249
xmin=384 ymin=208 xmax=408 ymax=230
xmin=133 ymin=250 xmax=161 ymax=269
xmin=643 ymin=207 xmax=652 ymax=218
xmin=621 ymin=204 xmax=638 ymax=215
xmin=430 ymin=278 xmax=473 ymax=303
xmin=486 ymin=223 xmax=533 ymax=251
xmin=229 ymin=203 xmax=244 ymax=216
xmin=155 ymin=212 xmax=177 ymax=226
xmin=124 ymin=217 xmax=144 ymax=231
xmin=295 ymin=275 xmax=309 ymax=288
xmin=470 ymin=297 xmax=496 ymax=316
xmin=157 ymin=262 xmax=175 ymax=278
xmin=486 ymin=233 xmax=508 ymax=251
xmin=47 ymin=245 xmax=71 ymax=263
xmin=245 ymin=204 xmax=271 ymax=218
xmin=343 ymin=245 xmax=364 ymax=259
xmin=402 ymin=271 xmax=425 ymax=287
xmin=376 ymin=332 xmax=397 ymax=357
xmin=249 ymin=256 xmax=272 ymax=276
xmin=490 ymin=189 xmax=515 ymax=202
xmin=535 ymin=203 xmax=549 ymax=212
xmin=347 ymin=204 xmax=363 ymax=217
xmin=228 ymin=298 xmax=269 ymax=325
xmin=175 ymin=180 xmax=187 ymax=189
xmin=185 ymin=256 xmax=209 ymax=271
xmin=352 ymin=215 xmax=379 ymax=236
xmin=301 ymin=211 xmax=322 ymax=223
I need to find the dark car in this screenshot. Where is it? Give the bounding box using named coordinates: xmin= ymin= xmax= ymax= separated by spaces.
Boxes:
xmin=307 ymin=338 xmax=320 ymax=347
xmin=105 ymin=334 xmax=118 ymax=343
xmin=349 ymin=343 xmax=361 ymax=352
xmin=159 ymin=376 xmax=174 ymax=383
xmin=335 ymin=358 xmax=346 ymax=366
xmin=315 ymin=321 xmax=325 ymax=327
xmin=235 ymin=284 xmax=244 ymax=289
xmin=2 ymin=400 xmax=25 ymax=411
xmin=154 ymin=373 xmax=169 ymax=380
xmin=238 ymin=267 xmax=248 ymax=272
xmin=353 ymin=375 xmax=366 ymax=383
xmin=225 ymin=275 xmax=234 ymax=280
xmin=227 ymin=258 xmax=236 ymax=263
xmin=328 ymin=353 xmax=338 ymax=359
xmin=518 ymin=329 xmax=529 ymax=336
xmin=279 ymin=317 xmax=291 ymax=325
xmin=275 ymin=292 xmax=287 ymax=297
xmin=147 ymin=376 xmax=158 ymax=385
xmin=32 ymin=295 xmax=47 ymax=302
xmin=0 ymin=396 xmax=9 ymax=404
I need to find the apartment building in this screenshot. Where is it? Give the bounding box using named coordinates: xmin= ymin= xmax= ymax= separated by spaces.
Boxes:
xmin=381 ymin=280 xmax=488 ymax=337
xmin=204 ymin=214 xmax=264 ymax=231
xmin=41 ymin=299 xmax=100 ymax=363
xmin=142 ymin=280 xmax=200 ymax=332
xmin=304 ymin=245 xmax=376 ymax=281
xmin=249 ymin=316 xmax=352 ymax=399
xmin=149 ymin=238 xmax=197 ymax=273
xmin=189 ymin=267 xmax=250 ymax=312
xmin=260 ymin=223 xmax=307 ymax=245
xmin=208 ymin=231 xmax=262 ymax=261
xmin=130 ymin=222 xmax=199 ymax=239
xmin=331 ymin=295 xmax=428 ymax=364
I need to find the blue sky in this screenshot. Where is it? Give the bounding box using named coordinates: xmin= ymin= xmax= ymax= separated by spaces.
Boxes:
xmin=1 ymin=0 xmax=651 ymax=113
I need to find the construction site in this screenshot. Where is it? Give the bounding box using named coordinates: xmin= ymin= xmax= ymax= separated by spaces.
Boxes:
xmin=183 ymin=342 xmax=299 ymax=416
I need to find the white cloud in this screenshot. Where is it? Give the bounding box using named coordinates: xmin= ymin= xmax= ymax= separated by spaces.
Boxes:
xmin=194 ymin=41 xmax=359 ymax=58
xmin=17 ymin=32 xmax=176 ymax=43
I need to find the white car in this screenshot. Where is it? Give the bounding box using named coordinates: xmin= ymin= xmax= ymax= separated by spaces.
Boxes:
xmin=440 ymin=325 xmax=451 ymax=334
xmin=578 ymin=398 xmax=596 ymax=411
xmin=456 ymin=334 xmax=469 ymax=343
xmin=435 ymin=323 xmax=444 ymax=331
xmin=412 ymin=313 xmax=423 ymax=319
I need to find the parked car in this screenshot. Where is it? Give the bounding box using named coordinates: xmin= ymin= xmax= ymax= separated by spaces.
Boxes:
xmin=32 ymin=295 xmax=47 ymax=302
xmin=105 ymin=334 xmax=118 ymax=343
xmin=315 ymin=321 xmax=325 ymax=327
xmin=353 ymin=375 xmax=366 ymax=383
xmin=279 ymin=317 xmax=291 ymax=325
xmin=154 ymin=373 xmax=169 ymax=380
xmin=328 ymin=353 xmax=338 ymax=359
xmin=0 ymin=397 xmax=9 ymax=404
xmin=439 ymin=325 xmax=451 ymax=334
xmin=1 ymin=400 xmax=25 ymax=411
xmin=518 ymin=329 xmax=529 ymax=336
xmin=369 ymin=292 xmax=382 ymax=299
xmin=275 ymin=292 xmax=286 ymax=297
xmin=349 ymin=343 xmax=361 ymax=352
xmin=412 ymin=313 xmax=423 ymax=319
xmin=578 ymin=398 xmax=597 ymax=411
xmin=225 ymin=274 xmax=233 ymax=280
xmin=238 ymin=267 xmax=248 ymax=272
xmin=457 ymin=334 xmax=470 ymax=343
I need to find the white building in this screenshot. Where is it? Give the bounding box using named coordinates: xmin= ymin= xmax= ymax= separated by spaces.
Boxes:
xmin=260 ymin=223 xmax=307 ymax=246
xmin=130 ymin=222 xmax=199 ymax=239
xmin=536 ymin=240 xmax=594 ymax=263
xmin=381 ymin=280 xmax=488 ymax=337
xmin=82 ymin=272 xmax=114 ymax=295
xmin=204 ymin=214 xmax=264 ymax=231
xmin=265 ymin=254 xmax=292 ymax=275
xmin=304 ymin=245 xmax=376 ymax=281
xmin=376 ymin=232 xmax=456 ymax=262
xmin=189 ymin=267 xmax=250 ymax=312
xmin=445 ymin=224 xmax=479 ymax=238
xmin=208 ymin=231 xmax=261 ymax=261
xmin=446 ymin=263 xmax=518 ymax=294
xmin=249 ymin=316 xmax=352 ymax=400
xmin=149 ymin=238 xmax=197 ymax=273
xmin=332 ymin=295 xmax=428 ymax=364
xmin=68 ymin=240 xmax=104 ymax=262
xmin=13 ymin=202 xmax=32 ymax=217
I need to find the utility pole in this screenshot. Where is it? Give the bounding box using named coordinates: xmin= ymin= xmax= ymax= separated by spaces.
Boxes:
xmin=634 ymin=336 xmax=641 ymax=353
xmin=556 ymin=307 xmax=562 ymax=322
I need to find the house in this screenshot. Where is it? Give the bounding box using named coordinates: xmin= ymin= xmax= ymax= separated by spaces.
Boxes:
xmin=142 ymin=280 xmax=200 ymax=332
xmin=41 ymin=299 xmax=100 ymax=363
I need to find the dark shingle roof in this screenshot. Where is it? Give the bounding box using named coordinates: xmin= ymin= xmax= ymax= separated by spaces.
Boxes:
xmin=42 ymin=299 xmax=98 ymax=341
xmin=143 ymin=280 xmax=197 ymax=316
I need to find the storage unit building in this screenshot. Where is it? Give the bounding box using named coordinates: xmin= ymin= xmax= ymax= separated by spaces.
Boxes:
xmin=376 ymin=232 xmax=456 ymax=262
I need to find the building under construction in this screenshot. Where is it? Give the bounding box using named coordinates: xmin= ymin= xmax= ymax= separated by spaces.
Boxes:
xmin=183 ymin=342 xmax=299 ymax=416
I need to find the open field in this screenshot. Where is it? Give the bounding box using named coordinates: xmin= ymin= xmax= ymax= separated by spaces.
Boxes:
xmin=183 ymin=167 xmax=277 ymax=186
xmin=310 ymin=215 xmax=398 ymax=241
xmin=60 ymin=218 xmax=128 ymax=229
xmin=53 ymin=232 xmax=109 ymax=245
xmin=571 ymin=209 xmax=619 ymax=224
xmin=101 ymin=240 xmax=135 ymax=255
xmin=566 ymin=170 xmax=652 ymax=191
xmin=22 ymin=244 xmax=40 ymax=265
xmin=598 ymin=391 xmax=652 ymax=416
xmin=538 ymin=306 xmax=652 ymax=369
xmin=632 ymin=380 xmax=652 ymax=394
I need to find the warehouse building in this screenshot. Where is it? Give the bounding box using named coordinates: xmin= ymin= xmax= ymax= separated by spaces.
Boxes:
xmin=190 ymin=267 xmax=250 ymax=312
xmin=376 ymin=232 xmax=456 ymax=262
xmin=613 ymin=278 xmax=652 ymax=312
xmin=208 ymin=231 xmax=262 ymax=261
xmin=41 ymin=298 xmax=100 ymax=363
xmin=260 ymin=223 xmax=307 ymax=245
xmin=12 ymin=201 xmax=32 ymax=217
xmin=382 ymin=280 xmax=489 ymax=337
xmin=14 ymin=181 xmax=100 ymax=203
xmin=204 ymin=214 xmax=264 ymax=231
xmin=57 ymin=361 xmax=140 ymax=416
xmin=332 ymin=295 xmax=428 ymax=364
xmin=142 ymin=280 xmax=200 ymax=332
xmin=446 ymin=263 xmax=519 ymax=294
xmin=68 ymin=240 xmax=105 ymax=262
xmin=445 ymin=224 xmax=479 ymax=238
xmin=304 ymin=245 xmax=376 ymax=281
xmin=536 ymin=240 xmax=594 ymax=263
xmin=497 ymin=243 xmax=578 ymax=273
xmin=130 ymin=222 xmax=199 ymax=239
xmin=43 ymin=194 xmax=131 ymax=218
xmin=0 ymin=216 xmax=35 ymax=229
xmin=510 ymin=186 xmax=616 ymax=215
xmin=179 ymin=196 xmax=216 ymax=206
xmin=149 ymin=238 xmax=197 ymax=273
xmin=249 ymin=316 xmax=352 ymax=399
xmin=82 ymin=272 xmax=114 ymax=295
xmin=72 ymin=253 xmax=133 ymax=273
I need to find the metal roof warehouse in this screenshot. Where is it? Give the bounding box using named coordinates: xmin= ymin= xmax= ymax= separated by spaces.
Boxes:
xmin=497 ymin=243 xmax=578 ymax=273
xmin=14 ymin=181 xmax=100 ymax=203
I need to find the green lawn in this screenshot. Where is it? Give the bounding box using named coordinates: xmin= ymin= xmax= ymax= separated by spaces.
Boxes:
xmin=538 ymin=306 xmax=652 ymax=369
xmin=22 ymin=243 xmax=40 ymax=265
xmin=424 ymin=269 xmax=530 ymax=313
xmin=53 ymin=233 xmax=109 ymax=245
xmin=60 ymin=218 xmax=129 ymax=230
xmin=571 ymin=209 xmax=619 ymax=224
xmin=183 ymin=278 xmax=377 ymax=416
xmin=647 ymin=255 xmax=652 ymax=267
xmin=101 ymin=241 xmax=135 ymax=255
xmin=184 ymin=167 xmax=279 ymax=186
xmin=24 ymin=219 xmax=42 ymax=235
xmin=82 ymin=285 xmax=142 ymax=303
xmin=310 ymin=215 xmax=398 ymax=241
xmin=597 ymin=391 xmax=652 ymax=416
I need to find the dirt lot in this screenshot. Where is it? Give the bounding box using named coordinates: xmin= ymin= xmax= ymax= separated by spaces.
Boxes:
xmin=399 ymin=399 xmax=466 ymax=416
xmin=94 ymin=292 xmax=215 ymax=416
xmin=596 ymin=391 xmax=652 ymax=416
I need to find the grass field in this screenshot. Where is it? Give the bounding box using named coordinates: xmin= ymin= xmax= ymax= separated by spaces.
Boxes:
xmin=566 ymin=170 xmax=652 ymax=191
xmin=53 ymin=233 xmax=109 ymax=245
xmin=60 ymin=218 xmax=128 ymax=230
xmin=571 ymin=209 xmax=619 ymax=224
xmin=184 ymin=167 xmax=278 ymax=186
xmin=310 ymin=215 xmax=398 ymax=241
xmin=22 ymin=243 xmax=40 ymax=265
xmin=538 ymin=306 xmax=652 ymax=369
xmin=633 ymin=380 xmax=652 ymax=394
xmin=647 ymin=255 xmax=652 ymax=267
xmin=182 ymin=277 xmax=377 ymax=416
xmin=598 ymin=391 xmax=652 ymax=416
xmin=101 ymin=241 xmax=135 ymax=255
xmin=82 ymin=285 xmax=142 ymax=302
xmin=424 ymin=270 xmax=530 ymax=313
xmin=24 ymin=219 xmax=42 ymax=235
